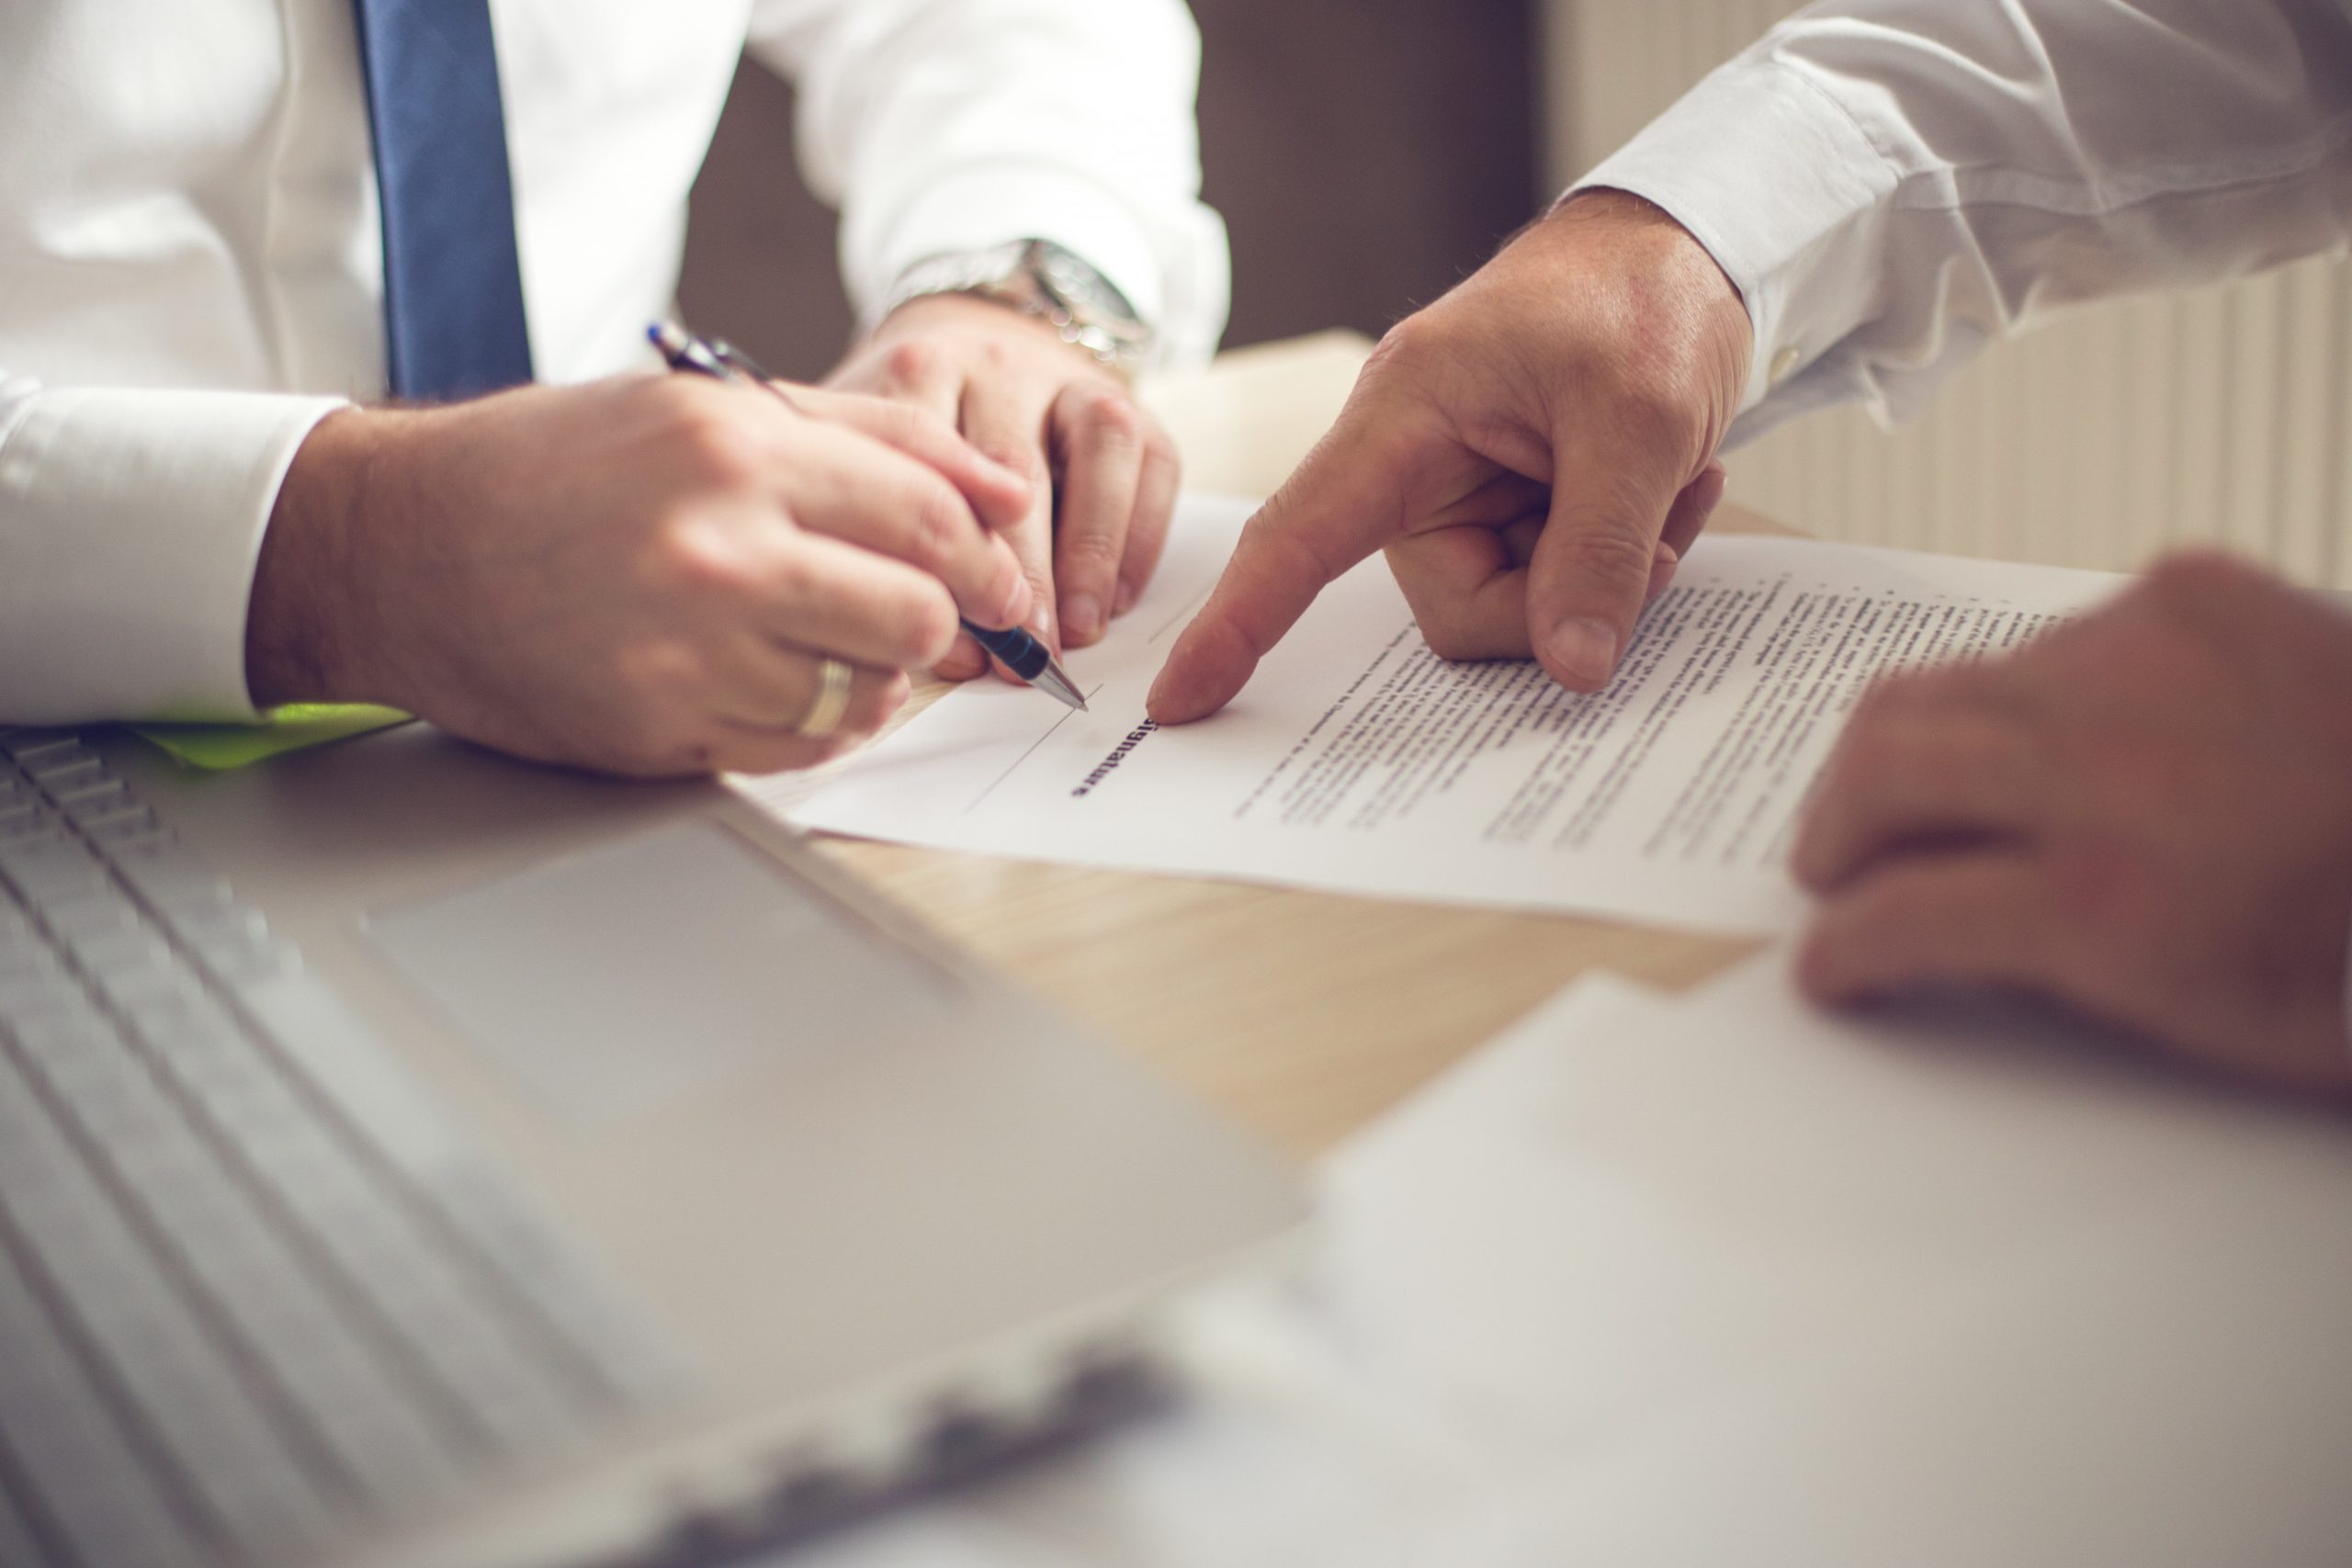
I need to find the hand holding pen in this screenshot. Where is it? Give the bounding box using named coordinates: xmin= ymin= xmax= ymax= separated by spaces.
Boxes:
xmin=651 ymin=323 xmax=1088 ymax=711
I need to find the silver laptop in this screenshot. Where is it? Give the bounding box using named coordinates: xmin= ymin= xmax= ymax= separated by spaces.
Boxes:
xmin=0 ymin=719 xmax=1308 ymax=1568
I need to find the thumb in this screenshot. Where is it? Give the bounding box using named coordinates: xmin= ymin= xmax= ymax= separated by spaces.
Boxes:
xmin=1148 ymin=403 xmax=1433 ymax=724
xmin=1525 ymin=429 xmax=1702 ymax=692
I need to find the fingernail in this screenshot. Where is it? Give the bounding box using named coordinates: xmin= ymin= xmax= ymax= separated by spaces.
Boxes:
xmin=1544 ymin=616 xmax=1619 ymax=688
xmin=1063 ymin=593 xmax=1103 ymax=644
xmin=1114 ymin=580 xmax=1140 ymax=616
xmin=1001 ymin=570 xmax=1034 ymax=626
xmin=937 ymin=639 xmax=987 ymax=682
xmin=1646 ymin=542 xmax=1680 ymax=603
xmin=1793 ymin=929 xmax=1845 ymax=1004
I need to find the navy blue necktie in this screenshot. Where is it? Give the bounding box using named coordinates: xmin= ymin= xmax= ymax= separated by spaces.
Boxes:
xmin=351 ymin=0 xmax=536 ymax=400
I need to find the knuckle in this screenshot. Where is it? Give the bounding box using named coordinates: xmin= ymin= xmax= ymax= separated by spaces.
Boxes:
xmin=2137 ymin=547 xmax=2285 ymax=640
xmin=669 ymin=401 xmax=768 ymax=491
xmin=2144 ymin=548 xmax=2244 ymax=598
xmin=735 ymin=547 xmax=818 ymax=623
xmin=653 ymin=514 xmax=732 ymax=593
xmin=1612 ymin=378 xmax=1700 ymax=453
xmin=899 ymin=590 xmax=960 ymax=667
xmin=881 ymin=338 xmax=947 ymax=388
xmin=641 ymin=373 xmax=712 ymax=423
xmin=616 ymin=638 xmax=699 ymax=704
xmin=1365 ymin=311 xmax=1440 ymax=378
xmin=1555 ymin=519 xmax=1661 ymax=596
xmin=1237 ymin=508 xmax=1340 ymax=598
xmin=986 ymin=437 xmax=1049 ymax=486
xmin=1057 ymin=523 xmax=1124 ymax=574
xmin=2136 ymin=549 xmax=2250 ymax=627
xmin=1074 ymin=390 xmax=1146 ymax=446
xmin=762 ymin=542 xmax=819 ymax=607
xmin=908 ymin=484 xmax=974 ymax=571
xmin=657 ymin=518 xmax=768 ymax=609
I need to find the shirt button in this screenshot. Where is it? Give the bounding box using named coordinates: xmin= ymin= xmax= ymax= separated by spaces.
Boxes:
xmin=1770 ymin=344 xmax=1804 ymax=386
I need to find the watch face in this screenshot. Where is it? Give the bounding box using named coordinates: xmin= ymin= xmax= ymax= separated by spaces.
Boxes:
xmin=1033 ymin=242 xmax=1144 ymax=336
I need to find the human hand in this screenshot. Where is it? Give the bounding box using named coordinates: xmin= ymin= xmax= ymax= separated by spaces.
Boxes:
xmin=828 ymin=292 xmax=1180 ymax=676
xmin=244 ymin=373 xmax=1034 ymax=776
xmin=1793 ymin=554 xmax=2352 ymax=1095
xmin=1148 ymin=190 xmax=1750 ymax=725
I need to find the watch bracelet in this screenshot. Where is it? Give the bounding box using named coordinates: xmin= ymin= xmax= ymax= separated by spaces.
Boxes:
xmin=879 ymin=240 xmax=1152 ymax=372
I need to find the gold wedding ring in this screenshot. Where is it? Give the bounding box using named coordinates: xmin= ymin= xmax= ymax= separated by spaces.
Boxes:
xmin=797 ymin=658 xmax=854 ymax=739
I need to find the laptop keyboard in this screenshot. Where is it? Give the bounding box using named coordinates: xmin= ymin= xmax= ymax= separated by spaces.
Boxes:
xmin=0 ymin=730 xmax=687 ymax=1567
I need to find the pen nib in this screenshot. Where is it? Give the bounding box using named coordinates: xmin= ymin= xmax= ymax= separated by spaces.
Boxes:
xmin=1032 ymin=662 xmax=1090 ymax=713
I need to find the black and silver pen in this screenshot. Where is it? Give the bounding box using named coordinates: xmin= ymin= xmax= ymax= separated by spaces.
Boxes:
xmin=648 ymin=322 xmax=1089 ymax=712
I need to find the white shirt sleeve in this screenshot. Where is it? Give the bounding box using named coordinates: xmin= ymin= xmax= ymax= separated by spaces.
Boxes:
xmin=744 ymin=0 xmax=1230 ymax=370
xmin=0 ymin=374 xmax=343 ymax=725
xmin=1569 ymin=0 xmax=2352 ymax=447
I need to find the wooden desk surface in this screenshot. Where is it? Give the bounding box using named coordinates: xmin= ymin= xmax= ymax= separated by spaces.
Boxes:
xmin=808 ymin=333 xmax=1772 ymax=1160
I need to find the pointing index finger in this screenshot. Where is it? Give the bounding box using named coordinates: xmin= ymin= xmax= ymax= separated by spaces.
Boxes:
xmin=1147 ymin=414 xmax=1424 ymax=724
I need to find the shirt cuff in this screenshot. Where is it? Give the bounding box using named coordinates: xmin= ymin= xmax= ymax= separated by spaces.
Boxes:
xmin=1568 ymin=56 xmax=1900 ymax=428
xmin=0 ymin=388 xmax=345 ymax=725
xmin=845 ymin=160 xmax=1231 ymax=372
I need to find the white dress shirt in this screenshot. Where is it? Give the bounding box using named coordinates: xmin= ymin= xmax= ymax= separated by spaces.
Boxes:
xmin=1577 ymin=0 xmax=2352 ymax=445
xmin=1573 ymin=0 xmax=2352 ymax=1041
xmin=0 ymin=0 xmax=1227 ymax=726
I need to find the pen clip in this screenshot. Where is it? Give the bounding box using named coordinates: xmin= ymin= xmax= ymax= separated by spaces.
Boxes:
xmin=650 ymin=322 xmax=811 ymax=417
xmin=708 ymin=339 xmax=778 ymax=383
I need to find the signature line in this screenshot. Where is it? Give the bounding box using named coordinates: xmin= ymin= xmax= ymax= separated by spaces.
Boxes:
xmin=966 ymin=684 xmax=1109 ymax=814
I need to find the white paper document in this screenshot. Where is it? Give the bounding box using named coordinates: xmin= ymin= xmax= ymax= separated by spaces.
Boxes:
xmin=785 ymin=961 xmax=2352 ymax=1568
xmin=780 ymin=496 xmax=2123 ymax=931
xmin=1322 ymin=958 xmax=2352 ymax=1568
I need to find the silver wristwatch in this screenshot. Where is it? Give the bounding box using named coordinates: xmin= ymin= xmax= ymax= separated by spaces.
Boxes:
xmin=877 ymin=239 xmax=1156 ymax=373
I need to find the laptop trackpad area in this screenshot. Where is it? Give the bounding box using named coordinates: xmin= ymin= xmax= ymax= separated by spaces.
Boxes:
xmin=366 ymin=821 xmax=954 ymax=1127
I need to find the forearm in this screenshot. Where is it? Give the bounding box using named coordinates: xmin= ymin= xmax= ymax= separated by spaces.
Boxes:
xmin=244 ymin=410 xmax=400 ymax=710
xmin=1572 ymin=0 xmax=2352 ymax=443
